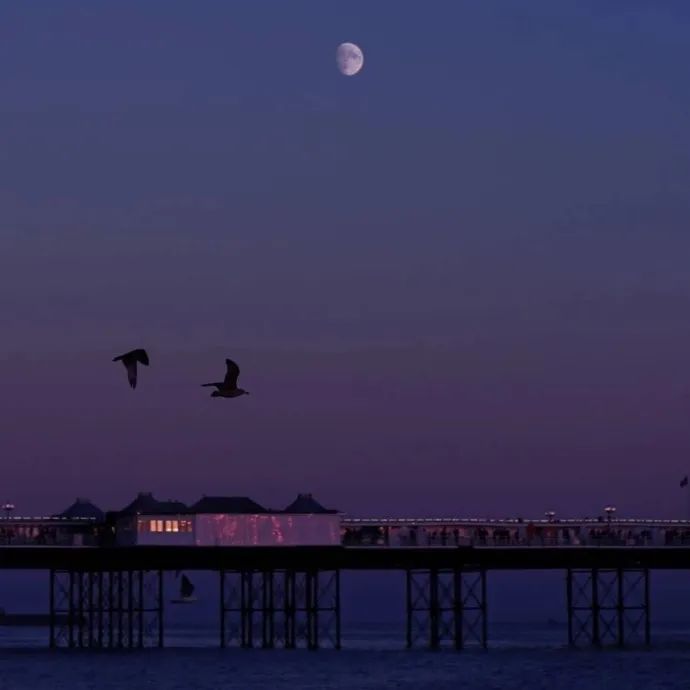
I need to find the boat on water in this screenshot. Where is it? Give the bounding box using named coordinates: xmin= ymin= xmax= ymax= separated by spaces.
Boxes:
xmin=171 ymin=574 xmax=197 ymax=604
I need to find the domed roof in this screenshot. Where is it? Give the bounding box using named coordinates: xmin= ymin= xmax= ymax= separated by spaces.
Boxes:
xmin=56 ymin=498 xmax=104 ymax=521
xmin=119 ymin=492 xmax=188 ymax=515
xmin=189 ymin=496 xmax=267 ymax=514
xmin=284 ymin=493 xmax=336 ymax=514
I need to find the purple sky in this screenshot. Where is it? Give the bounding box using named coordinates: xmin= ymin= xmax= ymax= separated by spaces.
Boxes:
xmin=2 ymin=2 xmax=690 ymax=519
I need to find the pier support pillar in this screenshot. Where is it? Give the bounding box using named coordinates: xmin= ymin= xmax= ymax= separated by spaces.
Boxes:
xmin=221 ymin=569 xmax=340 ymax=649
xmin=49 ymin=569 xmax=163 ymax=649
xmin=566 ymin=568 xmax=650 ymax=648
xmin=406 ymin=568 xmax=487 ymax=650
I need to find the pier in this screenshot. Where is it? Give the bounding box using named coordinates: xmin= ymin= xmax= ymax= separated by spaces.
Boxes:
xmin=0 ymin=494 xmax=689 ymax=651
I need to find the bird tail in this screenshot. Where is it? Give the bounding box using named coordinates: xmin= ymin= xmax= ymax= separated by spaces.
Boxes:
xmin=112 ymin=355 xmax=123 ymax=362
xmin=201 ymin=383 xmax=219 ymax=387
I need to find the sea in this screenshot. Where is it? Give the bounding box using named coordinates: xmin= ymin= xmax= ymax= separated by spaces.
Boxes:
xmin=0 ymin=622 xmax=690 ymax=690
xmin=1 ymin=569 xmax=690 ymax=689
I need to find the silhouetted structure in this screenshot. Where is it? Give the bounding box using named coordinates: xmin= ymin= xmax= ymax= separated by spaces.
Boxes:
xmin=1 ymin=494 xmax=689 ymax=650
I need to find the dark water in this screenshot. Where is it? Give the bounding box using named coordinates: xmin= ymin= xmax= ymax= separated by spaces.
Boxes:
xmin=1 ymin=623 xmax=690 ymax=689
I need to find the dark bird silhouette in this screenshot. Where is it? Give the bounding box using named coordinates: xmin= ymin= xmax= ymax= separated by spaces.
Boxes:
xmin=202 ymin=358 xmax=249 ymax=398
xmin=112 ymin=348 xmax=150 ymax=389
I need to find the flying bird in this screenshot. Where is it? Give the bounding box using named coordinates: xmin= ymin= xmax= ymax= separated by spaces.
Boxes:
xmin=202 ymin=358 xmax=249 ymax=398
xmin=112 ymin=348 xmax=150 ymax=389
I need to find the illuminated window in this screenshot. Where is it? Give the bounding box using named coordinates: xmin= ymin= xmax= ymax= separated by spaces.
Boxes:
xmin=162 ymin=519 xmax=180 ymax=533
xmin=149 ymin=519 xmax=164 ymax=533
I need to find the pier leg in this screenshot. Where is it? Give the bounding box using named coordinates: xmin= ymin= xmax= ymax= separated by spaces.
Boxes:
xmin=406 ymin=569 xmax=433 ymax=649
xmin=157 ymin=570 xmax=164 ymax=648
xmin=76 ymin=570 xmax=85 ymax=648
xmin=262 ymin=570 xmax=272 ymax=648
xmin=286 ymin=569 xmax=296 ymax=648
xmin=68 ymin=570 xmax=75 ymax=648
xmin=127 ymin=571 xmax=134 ymax=648
xmin=644 ymin=569 xmax=651 ymax=646
xmin=453 ymin=568 xmax=462 ymax=650
xmin=48 ymin=570 xmax=163 ymax=649
xmin=49 ymin=570 xmax=75 ymax=649
xmin=429 ymin=569 xmax=439 ymax=650
xmin=406 ymin=570 xmax=413 ymax=649
xmin=294 ymin=569 xmax=339 ymax=650
xmin=271 ymin=571 xmax=286 ymax=648
xmin=310 ymin=570 xmax=318 ymax=650
xmin=98 ymin=571 xmax=104 ymax=648
xmin=220 ymin=570 xmax=242 ymax=647
xmin=220 ymin=569 xmax=340 ymax=650
xmin=566 ymin=569 xmax=573 ymax=647
xmin=461 ymin=569 xmax=487 ymax=649
xmin=107 ymin=571 xmax=114 ymax=647
xmin=406 ymin=568 xmax=487 ymax=650
xmin=334 ymin=570 xmax=342 ymax=650
xmin=117 ymin=570 xmax=124 ymax=648
xmin=219 ymin=570 xmax=226 ymax=648
xmin=566 ymin=568 xmax=649 ymax=648
xmin=315 ymin=570 xmax=340 ymax=649
xmin=305 ymin=570 xmax=315 ymax=649
xmin=49 ymin=570 xmax=56 ymax=648
xmin=137 ymin=570 xmax=144 ymax=648
xmin=295 ymin=571 xmax=308 ymax=648
xmin=88 ymin=572 xmax=95 ymax=648
xmin=592 ymin=568 xmax=600 ymax=646
xmin=240 ymin=570 xmax=251 ymax=648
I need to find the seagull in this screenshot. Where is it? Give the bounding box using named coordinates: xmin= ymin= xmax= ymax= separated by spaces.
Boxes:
xmin=202 ymin=358 xmax=250 ymax=398
xmin=112 ymin=348 xmax=150 ymax=389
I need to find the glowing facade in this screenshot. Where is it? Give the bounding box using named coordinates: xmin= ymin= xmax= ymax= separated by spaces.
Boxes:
xmin=115 ymin=492 xmax=341 ymax=547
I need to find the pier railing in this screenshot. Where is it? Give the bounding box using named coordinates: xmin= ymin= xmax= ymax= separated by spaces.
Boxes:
xmin=0 ymin=516 xmax=689 ymax=549
xmin=340 ymin=520 xmax=690 ymax=549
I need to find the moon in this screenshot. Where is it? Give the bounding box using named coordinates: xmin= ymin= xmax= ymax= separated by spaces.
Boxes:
xmin=336 ymin=42 xmax=364 ymax=77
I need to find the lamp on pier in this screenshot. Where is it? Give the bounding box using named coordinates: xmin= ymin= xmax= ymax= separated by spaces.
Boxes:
xmin=604 ymin=505 xmax=616 ymax=523
xmin=2 ymin=502 xmax=15 ymax=519
xmin=545 ymin=510 xmax=555 ymax=523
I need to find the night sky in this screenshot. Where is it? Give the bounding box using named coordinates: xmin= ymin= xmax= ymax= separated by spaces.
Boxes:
xmin=2 ymin=1 xmax=690 ymax=520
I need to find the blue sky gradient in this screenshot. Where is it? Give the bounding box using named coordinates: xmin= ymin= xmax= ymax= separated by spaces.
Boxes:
xmin=1 ymin=2 xmax=690 ymax=519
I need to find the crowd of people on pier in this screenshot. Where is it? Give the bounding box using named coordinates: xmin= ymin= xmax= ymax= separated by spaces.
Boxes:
xmin=341 ymin=523 xmax=690 ymax=548
xmin=0 ymin=524 xmax=99 ymax=547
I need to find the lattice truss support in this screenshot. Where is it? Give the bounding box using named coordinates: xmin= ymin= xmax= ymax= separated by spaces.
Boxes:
xmin=220 ymin=569 xmax=341 ymax=649
xmin=406 ymin=568 xmax=487 ymax=650
xmin=567 ymin=568 xmax=650 ymax=648
xmin=49 ymin=569 xmax=164 ymax=649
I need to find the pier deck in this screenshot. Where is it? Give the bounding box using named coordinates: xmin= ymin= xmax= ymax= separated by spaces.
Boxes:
xmin=0 ymin=544 xmax=689 ymax=570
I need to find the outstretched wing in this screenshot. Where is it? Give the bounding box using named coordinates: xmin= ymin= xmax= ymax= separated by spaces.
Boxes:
xmin=131 ymin=349 xmax=149 ymax=366
xmin=113 ymin=348 xmax=149 ymax=366
xmin=223 ymin=359 xmax=240 ymax=389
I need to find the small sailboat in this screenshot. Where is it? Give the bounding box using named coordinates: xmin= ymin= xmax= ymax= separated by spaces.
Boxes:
xmin=171 ymin=574 xmax=197 ymax=604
